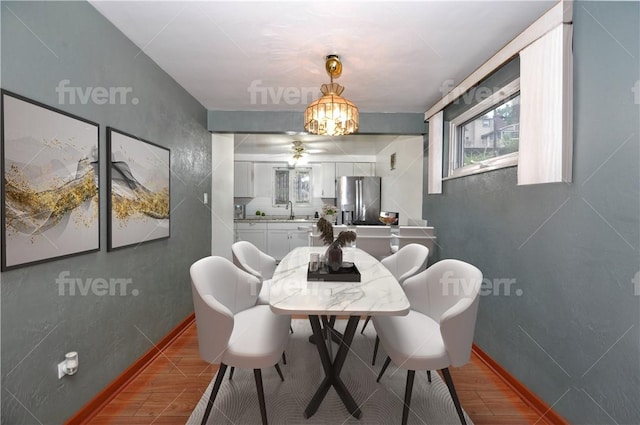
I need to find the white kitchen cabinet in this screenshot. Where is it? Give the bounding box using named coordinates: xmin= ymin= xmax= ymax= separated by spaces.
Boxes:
xmin=234 ymin=161 xmax=254 ymax=197
xmin=266 ymin=223 xmax=311 ymax=260
xmin=320 ymin=162 xmax=336 ymax=198
xmin=335 ymin=162 xmax=375 ymax=177
xmin=335 ymin=162 xmax=354 ymax=177
xmin=290 ymin=227 xmax=310 ymax=250
xmin=266 ymin=226 xmax=290 ymax=260
xmin=235 ymin=222 xmax=267 ymax=252
xmin=354 ymin=162 xmax=375 ymax=176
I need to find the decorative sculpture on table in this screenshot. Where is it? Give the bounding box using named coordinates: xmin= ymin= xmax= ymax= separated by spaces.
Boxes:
xmin=317 ymin=217 xmax=356 ymax=272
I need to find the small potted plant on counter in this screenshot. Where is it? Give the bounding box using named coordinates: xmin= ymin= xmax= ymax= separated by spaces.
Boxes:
xmin=317 ymin=217 xmax=356 ymax=272
xmin=321 ymin=204 xmax=337 ymax=223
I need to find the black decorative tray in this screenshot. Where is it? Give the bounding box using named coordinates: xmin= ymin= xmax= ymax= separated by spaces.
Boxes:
xmin=307 ymin=262 xmax=361 ymax=282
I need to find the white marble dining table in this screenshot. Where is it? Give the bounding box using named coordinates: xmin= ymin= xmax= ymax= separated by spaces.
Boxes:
xmin=269 ymin=246 xmax=410 ymax=419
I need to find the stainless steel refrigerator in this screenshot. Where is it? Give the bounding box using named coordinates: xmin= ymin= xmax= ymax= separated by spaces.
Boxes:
xmin=336 ymin=176 xmax=382 ymax=225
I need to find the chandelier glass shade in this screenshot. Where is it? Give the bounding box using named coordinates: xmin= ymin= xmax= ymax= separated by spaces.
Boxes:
xmin=304 ymin=55 xmax=359 ymax=136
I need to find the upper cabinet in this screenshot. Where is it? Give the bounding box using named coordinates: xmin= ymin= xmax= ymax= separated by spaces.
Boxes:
xmin=235 ymin=161 xmax=374 ymax=199
xmin=335 ymin=162 xmax=352 ymax=177
xmin=354 ymin=162 xmax=375 ymax=176
xmin=336 ymin=162 xmax=375 ymax=177
xmin=234 ymin=161 xmax=254 ymax=197
xmin=320 ymin=162 xmax=336 ymax=198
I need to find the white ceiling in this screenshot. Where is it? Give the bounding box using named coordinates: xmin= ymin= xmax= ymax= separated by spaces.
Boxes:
xmin=90 ymin=0 xmax=557 ymax=156
xmin=233 ymin=133 xmax=416 ymax=157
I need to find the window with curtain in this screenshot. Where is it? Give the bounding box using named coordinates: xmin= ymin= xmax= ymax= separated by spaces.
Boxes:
xmin=426 ymin=9 xmax=573 ymax=193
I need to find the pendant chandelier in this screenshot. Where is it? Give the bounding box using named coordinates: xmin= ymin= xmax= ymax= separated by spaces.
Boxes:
xmin=304 ymin=55 xmax=359 ymax=136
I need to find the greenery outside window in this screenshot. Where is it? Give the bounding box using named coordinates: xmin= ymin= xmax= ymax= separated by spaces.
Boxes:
xmin=447 ymin=79 xmax=520 ymax=179
xmin=273 ymin=167 xmax=312 ymax=206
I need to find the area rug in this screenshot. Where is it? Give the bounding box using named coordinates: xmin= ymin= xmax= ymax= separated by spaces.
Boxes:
xmin=187 ymin=319 xmax=473 ymax=425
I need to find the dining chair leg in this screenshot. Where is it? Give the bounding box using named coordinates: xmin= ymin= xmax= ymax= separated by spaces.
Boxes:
xmin=441 ymin=368 xmax=466 ymax=425
xmin=274 ymin=363 xmax=284 ymax=381
xmin=254 ymin=369 xmax=269 ymax=425
xmin=282 ymin=351 xmax=287 ymax=365
xmin=401 ymin=370 xmax=415 ymax=425
xmin=229 ymin=366 xmax=235 ymax=380
xmin=376 ymin=356 xmax=392 ymax=382
xmin=360 ymin=315 xmax=372 ymax=334
xmin=427 ymin=370 xmax=432 ymax=383
xmin=201 ymin=363 xmax=227 ymax=425
xmin=372 ymin=335 xmax=380 ymax=365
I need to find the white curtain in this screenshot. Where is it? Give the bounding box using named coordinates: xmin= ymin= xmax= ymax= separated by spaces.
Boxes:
xmin=427 ymin=111 xmax=443 ymax=194
xmin=518 ymin=23 xmax=573 ymax=185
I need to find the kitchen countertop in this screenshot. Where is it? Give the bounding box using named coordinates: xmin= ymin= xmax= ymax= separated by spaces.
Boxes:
xmin=235 ymin=217 xmax=319 ymax=223
xmin=234 ymin=219 xmax=405 ymax=228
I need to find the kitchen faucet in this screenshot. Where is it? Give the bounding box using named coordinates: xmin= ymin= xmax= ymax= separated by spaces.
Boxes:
xmin=286 ymin=200 xmax=294 ymax=220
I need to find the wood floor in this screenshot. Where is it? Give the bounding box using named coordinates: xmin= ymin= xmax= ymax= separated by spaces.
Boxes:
xmin=92 ymin=319 xmax=554 ymax=424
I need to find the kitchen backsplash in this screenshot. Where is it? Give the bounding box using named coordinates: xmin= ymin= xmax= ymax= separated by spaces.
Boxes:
xmin=236 ymin=196 xmax=336 ymax=218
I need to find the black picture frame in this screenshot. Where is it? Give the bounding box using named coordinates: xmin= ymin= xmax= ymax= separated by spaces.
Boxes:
xmin=1 ymin=90 xmax=100 ymax=271
xmin=107 ymin=127 xmax=170 ymax=251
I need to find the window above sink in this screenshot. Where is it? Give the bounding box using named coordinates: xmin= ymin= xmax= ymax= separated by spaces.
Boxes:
xmin=272 ymin=167 xmax=312 ymax=207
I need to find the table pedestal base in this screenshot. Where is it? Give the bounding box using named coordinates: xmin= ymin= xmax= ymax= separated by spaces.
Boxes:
xmin=304 ymin=315 xmax=362 ymax=419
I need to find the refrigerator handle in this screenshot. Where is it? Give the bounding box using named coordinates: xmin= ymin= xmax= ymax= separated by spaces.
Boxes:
xmin=352 ymin=179 xmax=360 ymax=221
xmin=357 ymin=179 xmax=362 ymax=222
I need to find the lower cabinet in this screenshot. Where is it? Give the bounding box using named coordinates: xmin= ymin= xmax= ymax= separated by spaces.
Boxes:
xmin=235 ymin=222 xmax=311 ymax=261
xmin=235 ymin=222 xmax=268 ymax=253
xmin=290 ymin=227 xmax=310 ymax=250
xmin=267 ymin=223 xmax=311 ymax=261
xmin=267 ymin=227 xmax=290 ymax=261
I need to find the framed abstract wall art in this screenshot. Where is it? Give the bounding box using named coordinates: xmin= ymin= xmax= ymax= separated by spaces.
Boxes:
xmin=107 ymin=128 xmax=170 ymax=250
xmin=1 ymin=90 xmax=100 ymax=271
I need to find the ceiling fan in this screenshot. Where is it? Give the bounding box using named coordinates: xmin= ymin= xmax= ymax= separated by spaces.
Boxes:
xmin=288 ymin=141 xmax=309 ymax=167
xmin=234 ymin=134 xmax=330 ymax=158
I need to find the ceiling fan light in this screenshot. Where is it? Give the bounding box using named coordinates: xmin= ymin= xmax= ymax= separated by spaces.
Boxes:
xmin=289 ymin=141 xmax=309 ymax=167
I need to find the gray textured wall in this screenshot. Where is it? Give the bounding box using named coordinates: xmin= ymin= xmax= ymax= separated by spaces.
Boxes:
xmin=423 ymin=2 xmax=639 ymax=423
xmin=1 ymin=1 xmax=211 ymax=422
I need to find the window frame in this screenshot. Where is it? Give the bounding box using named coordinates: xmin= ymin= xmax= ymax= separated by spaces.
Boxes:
xmin=272 ymin=166 xmax=313 ymax=207
xmin=445 ymin=78 xmax=520 ymax=180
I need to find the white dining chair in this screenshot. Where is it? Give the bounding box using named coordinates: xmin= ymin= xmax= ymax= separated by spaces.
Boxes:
xmin=190 ymin=256 xmax=291 ymax=425
xmin=362 ymin=244 xmax=430 ymax=358
xmin=373 ymin=259 xmax=482 ymax=425
xmin=233 ymin=240 xmax=294 ymax=334
xmin=380 ymin=243 xmax=430 ymax=285
xmin=232 ymin=240 xmax=276 ymax=305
